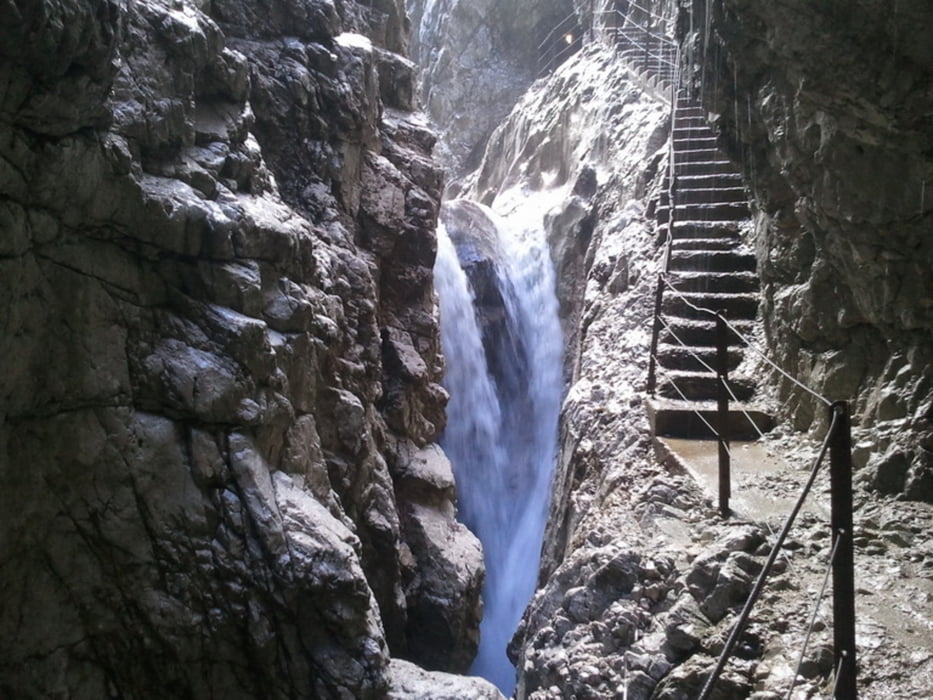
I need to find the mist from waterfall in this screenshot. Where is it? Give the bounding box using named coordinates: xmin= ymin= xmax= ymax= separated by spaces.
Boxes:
xmin=434 ymin=203 xmax=563 ymax=694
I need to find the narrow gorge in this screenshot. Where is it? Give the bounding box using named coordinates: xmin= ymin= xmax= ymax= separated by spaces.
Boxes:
xmin=0 ymin=1 xmax=931 ymax=699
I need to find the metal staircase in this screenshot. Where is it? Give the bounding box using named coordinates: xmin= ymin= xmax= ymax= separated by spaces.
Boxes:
xmin=602 ymin=8 xmax=774 ymax=440
xmin=650 ymin=91 xmax=774 ymax=439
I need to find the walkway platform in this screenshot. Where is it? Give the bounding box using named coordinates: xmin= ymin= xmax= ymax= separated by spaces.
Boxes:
xmin=653 ymin=437 xmax=828 ymax=521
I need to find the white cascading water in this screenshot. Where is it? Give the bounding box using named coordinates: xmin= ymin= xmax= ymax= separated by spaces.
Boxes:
xmin=434 ymin=203 xmax=563 ymax=694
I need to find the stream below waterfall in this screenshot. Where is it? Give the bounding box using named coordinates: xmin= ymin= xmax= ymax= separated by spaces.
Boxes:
xmin=434 ymin=199 xmax=563 ymax=694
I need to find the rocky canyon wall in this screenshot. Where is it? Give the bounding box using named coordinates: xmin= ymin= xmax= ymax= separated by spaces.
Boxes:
xmin=450 ymin=1 xmax=933 ymax=697
xmin=406 ymin=0 xmax=575 ymax=180
xmin=0 ymin=0 xmax=498 ymax=697
xmin=457 ymin=37 xmax=687 ymax=698
xmin=692 ymin=0 xmax=933 ymax=501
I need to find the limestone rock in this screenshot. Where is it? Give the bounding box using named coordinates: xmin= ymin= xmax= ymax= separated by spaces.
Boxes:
xmin=0 ymin=0 xmax=480 ymax=695
xmin=400 ymin=501 xmax=485 ymax=672
xmin=390 ymin=442 xmax=485 ymax=672
xmin=387 ymin=659 xmax=507 ymax=699
xmin=700 ymin=0 xmax=933 ymax=500
xmin=407 ymin=0 xmax=576 ymax=178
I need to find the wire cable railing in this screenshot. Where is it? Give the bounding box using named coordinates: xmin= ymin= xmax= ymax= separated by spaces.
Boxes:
xmin=787 ymin=533 xmax=841 ymax=699
xmin=533 ymin=2 xmax=859 ymax=696
xmin=655 ymin=272 xmax=834 ymax=408
xmin=653 ymin=273 xmax=859 ymax=698
xmin=697 ymin=402 xmax=856 ymax=699
xmin=652 ymin=353 xmax=735 ymax=454
xmin=655 ymin=312 xmax=768 ymax=442
xmin=536 ymin=13 xmax=585 ymax=78
xmin=595 ymin=9 xmax=678 ymax=94
xmin=650 ymin=249 xmax=858 ymax=700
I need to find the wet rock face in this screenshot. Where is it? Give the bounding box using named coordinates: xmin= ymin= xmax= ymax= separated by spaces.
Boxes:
xmin=696 ymin=0 xmax=933 ymax=499
xmin=406 ymin=0 xmax=575 ymax=178
xmin=439 ymin=199 xmax=522 ymax=382
xmin=446 ymin=2 xmax=933 ymax=697
xmin=0 ymin=0 xmax=484 ymax=696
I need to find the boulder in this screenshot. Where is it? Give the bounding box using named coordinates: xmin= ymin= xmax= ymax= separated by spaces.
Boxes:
xmin=387 ymin=658 xmax=507 ymax=699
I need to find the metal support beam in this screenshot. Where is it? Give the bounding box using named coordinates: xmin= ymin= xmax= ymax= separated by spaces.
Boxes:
xmin=647 ymin=274 xmax=664 ymax=396
xmin=716 ymin=313 xmax=731 ymax=518
xmin=829 ymin=401 xmax=857 ymax=699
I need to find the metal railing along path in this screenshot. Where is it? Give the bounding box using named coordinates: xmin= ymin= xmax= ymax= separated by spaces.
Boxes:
xmin=534 ymin=1 xmax=860 ymax=696
xmin=536 ymin=13 xmax=585 ymax=78
xmin=696 ymin=401 xmax=857 ymax=700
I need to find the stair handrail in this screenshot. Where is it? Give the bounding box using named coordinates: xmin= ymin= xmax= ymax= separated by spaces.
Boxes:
xmin=601 ymin=22 xmax=675 ymax=56
xmin=536 ymin=12 xmax=581 ymax=55
xmin=594 ymin=6 xmax=677 ymax=98
xmin=596 ymin=13 xmax=677 ymax=74
xmin=697 ymin=401 xmax=857 ymax=700
xmin=536 ymin=12 xmax=585 ymax=78
xmin=598 ymin=19 xmax=676 ymax=64
xmin=648 ymin=46 xmax=678 ymax=396
xmin=652 ymin=273 xmax=857 ymax=697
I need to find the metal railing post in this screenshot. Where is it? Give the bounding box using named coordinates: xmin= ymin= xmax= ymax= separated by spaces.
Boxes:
xmin=829 ymin=401 xmax=857 ymax=699
xmin=716 ymin=313 xmax=731 ymax=517
xmin=647 ymin=274 xmax=665 ymax=396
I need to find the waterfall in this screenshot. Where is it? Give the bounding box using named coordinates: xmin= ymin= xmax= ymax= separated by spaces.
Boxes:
xmin=434 ymin=202 xmax=563 ymax=694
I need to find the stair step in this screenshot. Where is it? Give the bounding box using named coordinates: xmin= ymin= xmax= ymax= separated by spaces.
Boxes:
xmin=657 ymin=370 xmax=756 ymax=402
xmin=674 ymin=187 xmax=747 ymax=204
xmin=673 ymin=126 xmax=714 ymax=139
xmin=647 ymin=399 xmax=775 ymax=440
xmin=673 ymin=136 xmax=718 ymax=149
xmin=675 ymin=160 xmax=741 ymax=176
xmin=656 ymin=344 xmax=744 ymax=373
xmin=674 ymin=117 xmax=709 ymax=130
xmin=674 ymin=117 xmax=707 ymax=126
xmin=678 ymin=148 xmax=732 ymax=164
xmin=668 ymin=173 xmax=744 ymax=190
xmin=676 ymin=103 xmax=705 ymax=114
xmin=660 ymin=205 xmax=745 ymax=226
xmin=671 ymin=221 xmax=742 ymax=239
xmin=659 ymin=317 xmax=755 ymax=346
xmin=674 ymin=111 xmax=707 ymax=122
xmin=662 ymin=291 xmax=759 ymax=317
xmin=671 ymin=237 xmax=742 ymax=251
xmin=668 ymin=250 xmax=757 ymax=273
xmin=675 ymin=202 xmax=750 ymax=220
xmin=668 ymin=270 xmax=759 ymax=293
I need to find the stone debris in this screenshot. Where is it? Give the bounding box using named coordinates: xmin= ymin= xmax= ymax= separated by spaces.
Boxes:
xmin=387 ymin=658 xmax=507 ymax=699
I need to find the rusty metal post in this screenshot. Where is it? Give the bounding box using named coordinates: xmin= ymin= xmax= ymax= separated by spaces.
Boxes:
xmin=829 ymin=401 xmax=857 ymax=699
xmin=716 ymin=313 xmax=731 ymax=517
xmin=647 ymin=274 xmax=665 ymax=396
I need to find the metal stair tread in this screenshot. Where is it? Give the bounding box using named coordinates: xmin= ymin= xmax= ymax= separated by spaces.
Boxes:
xmin=673 ymin=186 xmax=747 ymax=196
xmin=672 ymin=220 xmax=747 ymax=229
xmin=674 ymin=173 xmax=743 ymax=183
xmin=668 ymin=290 xmax=759 ymax=301
xmin=670 ymin=238 xmax=744 ymax=250
xmin=660 ymin=315 xmax=755 ymax=328
xmin=648 ymin=396 xmax=771 ymax=413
